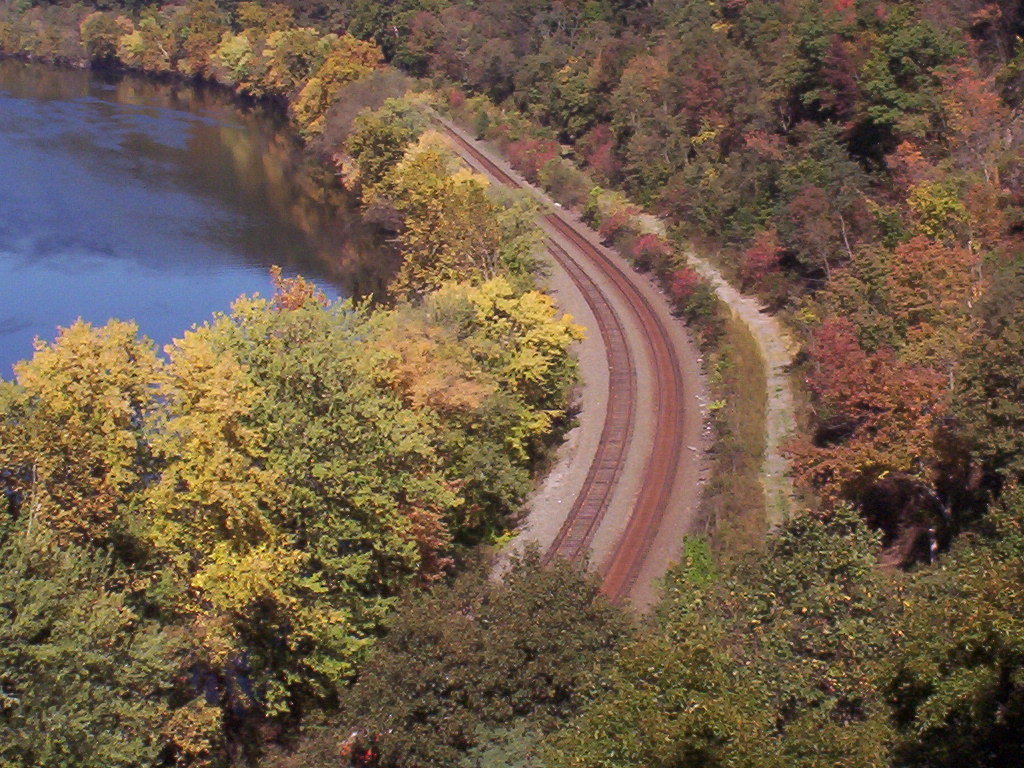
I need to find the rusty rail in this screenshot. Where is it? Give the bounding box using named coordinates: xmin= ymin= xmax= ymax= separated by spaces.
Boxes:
xmin=441 ymin=123 xmax=688 ymax=602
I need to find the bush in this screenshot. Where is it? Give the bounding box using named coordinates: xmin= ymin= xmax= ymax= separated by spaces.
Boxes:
xmin=596 ymin=205 xmax=639 ymax=244
xmin=538 ymin=157 xmax=590 ymax=208
xmin=506 ymin=137 xmax=560 ymax=183
xmin=669 ymin=266 xmax=719 ymax=335
xmin=577 ymin=123 xmax=621 ymax=184
xmin=631 ymin=232 xmax=673 ymax=273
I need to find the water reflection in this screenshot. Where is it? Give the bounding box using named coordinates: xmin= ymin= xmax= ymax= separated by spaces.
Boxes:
xmin=0 ymin=60 xmax=398 ymax=376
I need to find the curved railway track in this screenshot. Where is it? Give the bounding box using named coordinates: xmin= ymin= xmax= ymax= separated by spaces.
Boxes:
xmin=541 ymin=237 xmax=636 ymax=565
xmin=440 ymin=123 xmax=692 ymax=602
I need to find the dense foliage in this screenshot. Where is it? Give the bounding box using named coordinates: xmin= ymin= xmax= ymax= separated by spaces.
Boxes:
xmin=260 ymin=551 xmax=629 ymax=768
xmin=344 ymin=0 xmax=1024 ymax=548
xmin=547 ymin=495 xmax=1024 ymax=768
xmin=0 ymin=0 xmax=382 ymax=135
xmin=0 ymin=264 xmax=580 ymax=760
xmin=6 ymin=0 xmax=1024 ymax=765
xmin=0 ymin=16 xmax=589 ymax=756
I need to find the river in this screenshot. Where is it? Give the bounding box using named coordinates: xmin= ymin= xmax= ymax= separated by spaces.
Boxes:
xmin=0 ymin=60 xmax=396 ymax=376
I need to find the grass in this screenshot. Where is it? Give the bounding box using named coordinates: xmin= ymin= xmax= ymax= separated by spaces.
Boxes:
xmin=698 ymin=306 xmax=769 ymax=557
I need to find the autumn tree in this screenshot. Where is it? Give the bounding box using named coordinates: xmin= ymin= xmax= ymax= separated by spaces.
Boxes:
xmin=116 ymin=9 xmax=176 ymax=73
xmin=292 ymin=34 xmax=383 ymax=134
xmin=79 ymin=11 xmax=129 ymax=63
xmin=167 ymin=0 xmax=229 ymax=78
xmin=0 ymin=320 xmax=162 ymax=546
xmin=368 ymin=133 xmax=541 ymax=296
xmin=372 ymin=277 xmax=582 ymax=533
xmin=790 ymin=316 xmax=948 ymax=507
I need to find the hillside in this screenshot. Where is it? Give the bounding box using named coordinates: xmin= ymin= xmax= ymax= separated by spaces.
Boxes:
xmin=2 ymin=0 xmax=1024 ymax=766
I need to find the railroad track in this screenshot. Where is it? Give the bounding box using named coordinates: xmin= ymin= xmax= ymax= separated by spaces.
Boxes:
xmin=440 ymin=122 xmax=690 ymax=602
xmin=541 ymin=237 xmax=636 ymax=565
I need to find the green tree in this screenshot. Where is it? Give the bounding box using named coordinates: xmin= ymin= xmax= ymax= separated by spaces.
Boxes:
xmin=344 ymin=97 xmax=428 ymax=191
xmin=337 ymin=550 xmax=628 ymax=768
xmin=860 ymin=8 xmax=964 ymax=143
xmin=143 ymin=325 xmax=325 ymax=720
xmin=198 ymin=289 xmax=462 ymax=691
xmin=79 ymin=11 xmax=128 ymax=63
xmin=955 ymin=255 xmax=1024 ymax=481
xmin=886 ymin=487 xmax=1024 ymax=767
xmin=549 ymin=511 xmax=896 ymax=767
xmin=0 ymin=525 xmax=183 ymax=768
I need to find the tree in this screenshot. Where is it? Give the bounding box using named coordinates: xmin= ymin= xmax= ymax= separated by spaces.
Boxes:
xmin=1 ymin=320 xmax=162 ymax=546
xmin=116 ymin=10 xmax=176 ymax=73
xmin=344 ymin=97 xmax=428 ymax=191
xmin=860 ymin=7 xmax=964 ymax=144
xmin=336 ymin=550 xmax=628 ymax=768
xmin=292 ymin=35 xmax=383 ymax=134
xmin=549 ymin=512 xmax=896 ymax=768
xmin=171 ymin=0 xmax=230 ymax=79
xmin=886 ymin=487 xmax=1024 ymax=767
xmin=204 ymin=289 xmax=464 ymax=676
xmin=0 ymin=525 xmax=185 ymax=768
xmin=789 ymin=316 xmax=948 ymax=505
xmin=260 ymin=27 xmax=325 ymax=95
xmin=79 ymin=11 xmax=129 ymax=63
xmin=143 ymin=326 xmax=318 ymax=722
xmin=955 ymin=255 xmax=1024 ymax=481
xmin=776 ymin=122 xmax=868 ymax=279
xmin=882 ymin=235 xmax=977 ymax=364
xmin=741 ymin=226 xmax=783 ymax=286
xmin=369 ymin=134 xmax=541 ymax=296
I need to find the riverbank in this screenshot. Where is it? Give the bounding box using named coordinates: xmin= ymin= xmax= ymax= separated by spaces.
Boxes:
xmin=0 ymin=45 xmax=593 ymax=762
xmin=0 ymin=0 xmax=713 ymax=606
xmin=0 ymin=4 xmax=594 ymax=548
xmin=0 ymin=58 xmax=407 ymax=374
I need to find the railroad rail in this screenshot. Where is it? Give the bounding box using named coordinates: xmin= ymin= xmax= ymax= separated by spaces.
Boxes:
xmin=440 ymin=122 xmax=691 ymax=602
xmin=541 ymin=237 xmax=636 ymax=564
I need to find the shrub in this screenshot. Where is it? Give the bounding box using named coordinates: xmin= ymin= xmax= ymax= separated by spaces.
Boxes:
xmin=597 ymin=205 xmax=639 ymax=245
xmin=631 ymin=232 xmax=673 ymax=273
xmin=506 ymin=137 xmax=560 ymax=183
xmin=577 ymin=123 xmax=620 ymax=184
xmin=538 ymin=157 xmax=590 ymax=208
xmin=669 ymin=266 xmax=703 ymax=307
xmin=741 ymin=227 xmax=783 ymax=285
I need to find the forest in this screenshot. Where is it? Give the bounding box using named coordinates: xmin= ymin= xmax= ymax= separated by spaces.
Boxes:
xmin=2 ymin=0 xmax=1024 ymax=766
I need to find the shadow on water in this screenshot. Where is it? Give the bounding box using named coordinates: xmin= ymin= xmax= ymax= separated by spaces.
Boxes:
xmin=0 ymin=60 xmax=400 ymax=375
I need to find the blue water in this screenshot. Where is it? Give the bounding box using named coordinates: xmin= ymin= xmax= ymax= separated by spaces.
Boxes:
xmin=0 ymin=61 xmax=394 ymax=377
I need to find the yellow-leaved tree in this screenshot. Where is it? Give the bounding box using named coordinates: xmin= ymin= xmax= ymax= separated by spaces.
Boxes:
xmin=145 ymin=321 xmax=363 ymax=718
xmin=292 ymin=34 xmax=384 ymax=135
xmin=369 ymin=133 xmax=540 ymax=297
xmin=5 ymin=320 xmax=162 ymax=544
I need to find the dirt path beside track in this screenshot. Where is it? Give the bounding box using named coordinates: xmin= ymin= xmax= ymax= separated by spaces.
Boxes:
xmin=682 ymin=251 xmax=798 ymax=527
